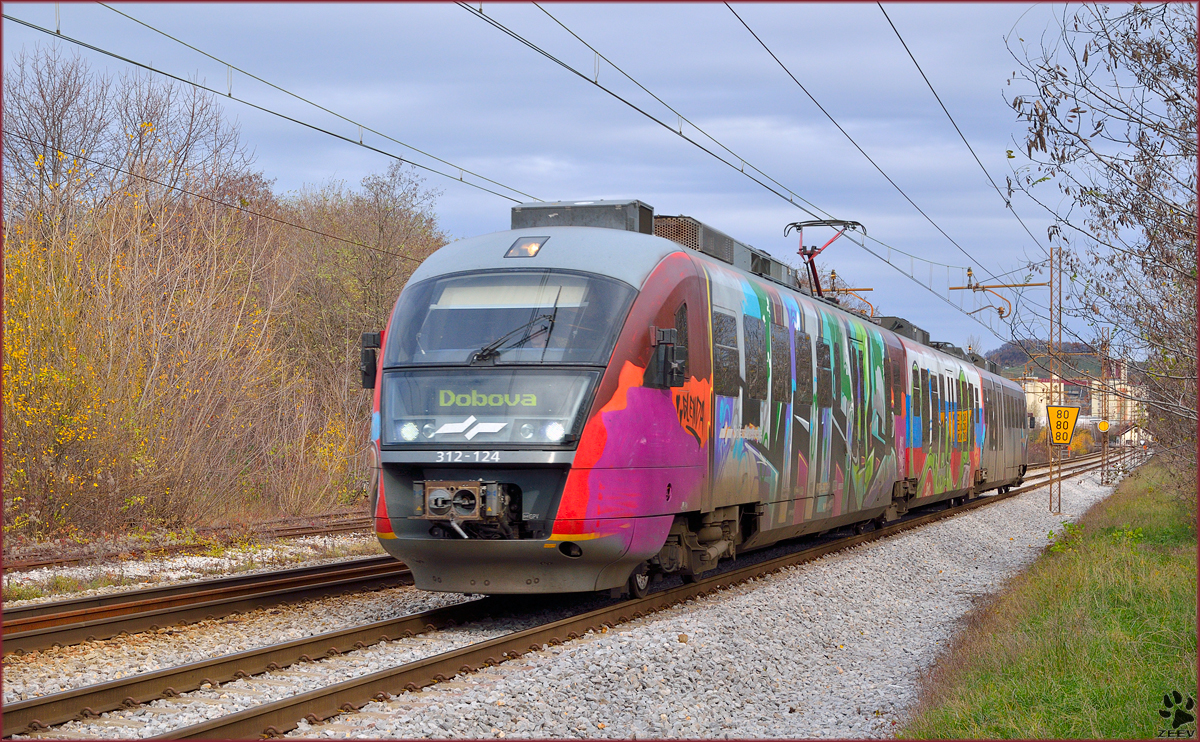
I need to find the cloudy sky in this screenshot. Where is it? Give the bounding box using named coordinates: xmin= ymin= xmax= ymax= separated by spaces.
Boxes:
xmin=3 ymin=2 xmax=1080 ymax=352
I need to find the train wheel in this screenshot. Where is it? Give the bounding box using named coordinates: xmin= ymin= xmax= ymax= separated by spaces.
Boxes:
xmin=680 ymin=572 xmax=698 ymax=584
xmin=628 ymin=562 xmax=651 ymax=599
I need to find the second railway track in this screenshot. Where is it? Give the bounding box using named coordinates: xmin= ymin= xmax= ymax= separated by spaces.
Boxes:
xmin=2 ymin=557 xmax=411 ymax=656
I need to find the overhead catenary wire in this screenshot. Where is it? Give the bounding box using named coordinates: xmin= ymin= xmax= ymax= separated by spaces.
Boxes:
xmin=876 ymin=3 xmax=1048 ymax=260
xmin=2 ymin=13 xmax=533 ymax=205
xmin=4 ymin=128 xmax=422 ymax=264
xmin=462 ymin=3 xmax=1013 ymax=341
xmin=526 ymin=3 xmax=973 ymax=273
xmin=724 ymin=3 xmax=1009 ymax=287
xmin=96 ymin=2 xmax=542 ymax=204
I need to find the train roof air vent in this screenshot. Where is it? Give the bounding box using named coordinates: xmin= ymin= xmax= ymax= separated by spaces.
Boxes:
xmin=929 ymin=341 xmax=967 ymax=360
xmin=876 ymin=316 xmax=931 ymax=346
xmin=655 ymin=214 xmax=804 ymax=292
xmin=511 ymin=200 xmax=654 ymax=234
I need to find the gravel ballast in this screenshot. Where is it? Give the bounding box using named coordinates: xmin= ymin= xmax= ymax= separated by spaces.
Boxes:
xmin=6 ymin=470 xmax=1122 ymax=738
xmin=293 ymin=472 xmax=1118 ymax=739
xmin=2 ymin=534 xmax=384 ymax=608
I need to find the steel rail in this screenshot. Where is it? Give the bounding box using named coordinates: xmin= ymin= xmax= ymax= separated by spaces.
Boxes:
xmin=4 ymin=556 xmax=396 ymax=623
xmin=4 ymin=552 xmax=398 ymax=619
xmin=3 ymin=561 xmax=412 ymax=655
xmin=150 ymin=458 xmax=1108 ymax=740
xmin=2 ymin=598 xmax=503 ymax=736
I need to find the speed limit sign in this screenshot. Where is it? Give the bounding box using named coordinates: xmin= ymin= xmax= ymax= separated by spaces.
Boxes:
xmin=1046 ymin=406 xmax=1080 ymax=445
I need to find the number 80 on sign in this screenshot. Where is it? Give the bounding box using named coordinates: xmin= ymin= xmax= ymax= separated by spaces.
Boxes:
xmin=1046 ymin=405 xmax=1080 ymax=445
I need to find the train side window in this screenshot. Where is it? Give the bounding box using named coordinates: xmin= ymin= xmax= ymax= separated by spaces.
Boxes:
xmin=888 ymin=347 xmax=904 ymax=416
xmin=674 ymin=303 xmax=689 ymax=379
xmin=946 ymin=374 xmax=954 ymax=444
xmin=931 ymin=373 xmax=941 ymax=442
xmin=986 ymin=383 xmax=997 ymax=451
xmin=999 ymin=389 xmax=1006 ymax=450
xmin=817 ymin=340 xmax=833 ymax=407
xmin=770 ymin=323 xmax=791 ymax=405
xmin=712 ymin=309 xmax=739 ymax=397
xmin=743 ymin=315 xmax=768 ymax=401
xmin=911 ymin=365 xmax=921 ymax=416
xmin=835 ymin=341 xmax=845 ymax=401
xmin=971 ymin=383 xmax=978 ymax=448
xmin=795 ymin=331 xmax=813 ymax=404
xmin=959 ymin=379 xmax=968 ymax=442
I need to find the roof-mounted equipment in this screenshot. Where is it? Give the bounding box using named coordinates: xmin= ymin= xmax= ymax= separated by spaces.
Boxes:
xmin=784 ymin=219 xmax=866 ymax=298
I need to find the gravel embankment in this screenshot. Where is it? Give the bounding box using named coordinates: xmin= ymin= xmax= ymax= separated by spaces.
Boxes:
xmin=6 ymin=471 xmax=1120 ymax=739
xmin=290 ymin=473 xmax=1116 ymax=739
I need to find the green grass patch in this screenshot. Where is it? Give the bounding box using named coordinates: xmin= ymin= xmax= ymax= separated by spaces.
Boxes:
xmin=901 ymin=459 xmax=1198 ymax=739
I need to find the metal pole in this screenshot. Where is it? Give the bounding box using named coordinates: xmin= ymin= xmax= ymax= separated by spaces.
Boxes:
xmin=1099 ymin=329 xmax=1114 ymax=485
xmin=1050 ymin=241 xmax=1062 ymax=515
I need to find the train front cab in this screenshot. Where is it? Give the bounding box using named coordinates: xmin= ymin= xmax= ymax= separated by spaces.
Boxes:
xmin=369 ymin=228 xmax=711 ymax=594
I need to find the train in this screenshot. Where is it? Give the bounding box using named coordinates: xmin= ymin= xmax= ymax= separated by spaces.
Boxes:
xmin=363 ymin=200 xmax=1028 ymax=598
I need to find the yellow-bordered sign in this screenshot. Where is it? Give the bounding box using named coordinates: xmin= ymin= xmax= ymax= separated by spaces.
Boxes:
xmin=1047 ymin=405 xmax=1081 ymax=445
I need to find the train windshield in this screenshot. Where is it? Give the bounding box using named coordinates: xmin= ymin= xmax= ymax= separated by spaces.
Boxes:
xmin=383 ymin=269 xmax=636 ymax=367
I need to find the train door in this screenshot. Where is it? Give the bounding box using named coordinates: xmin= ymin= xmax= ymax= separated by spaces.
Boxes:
xmin=848 ymin=336 xmax=865 ymax=474
xmin=983 ymin=379 xmax=997 ymax=483
xmin=969 ymin=380 xmax=978 ymax=458
xmin=909 ymin=361 xmax=922 ymax=475
xmin=815 ymin=335 xmax=834 ymax=513
xmin=926 ymin=367 xmax=936 ymax=482
xmin=792 ymin=324 xmax=814 ymax=501
xmin=768 ymin=319 xmax=792 ymax=502
xmin=710 ymin=306 xmax=741 ymax=509
xmin=883 ymin=333 xmax=905 ymax=456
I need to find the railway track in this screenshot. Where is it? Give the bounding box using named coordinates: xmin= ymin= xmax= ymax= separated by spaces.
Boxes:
xmin=3 ymin=453 xmax=1125 ymax=739
xmin=2 ymin=557 xmax=411 ymax=656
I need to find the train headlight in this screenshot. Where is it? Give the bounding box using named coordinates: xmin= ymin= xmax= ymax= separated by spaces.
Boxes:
xmin=519 ymin=423 xmax=535 ymax=439
xmin=544 ymin=421 xmax=566 ymax=443
xmin=452 ymin=489 xmax=478 ymax=517
xmin=422 ymin=423 xmax=437 ymax=439
xmin=400 ymin=422 xmax=419 ymax=442
xmin=427 ymin=488 xmax=453 ymax=516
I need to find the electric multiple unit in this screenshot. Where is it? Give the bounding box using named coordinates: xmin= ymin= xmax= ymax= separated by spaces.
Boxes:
xmin=363 ymin=200 xmax=1028 ymax=597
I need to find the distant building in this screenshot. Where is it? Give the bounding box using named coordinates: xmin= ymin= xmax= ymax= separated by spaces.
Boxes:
xmin=1018 ymin=358 xmax=1145 ymax=428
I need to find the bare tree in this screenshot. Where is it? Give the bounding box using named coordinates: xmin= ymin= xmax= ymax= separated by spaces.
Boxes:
xmin=2 ymin=45 xmax=111 ymax=227
xmin=1006 ymin=3 xmax=1196 ymax=493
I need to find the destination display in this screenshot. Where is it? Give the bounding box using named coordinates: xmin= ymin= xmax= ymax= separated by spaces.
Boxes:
xmin=380 ymin=369 xmax=600 ymax=446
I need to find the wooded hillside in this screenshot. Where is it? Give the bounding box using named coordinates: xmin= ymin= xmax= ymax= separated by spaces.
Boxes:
xmin=3 ymin=46 xmax=445 ymax=541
